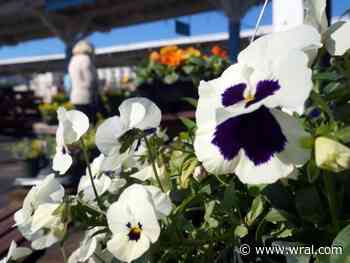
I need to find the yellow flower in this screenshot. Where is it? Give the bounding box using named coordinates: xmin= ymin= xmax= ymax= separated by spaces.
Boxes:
xmin=315 ymin=137 xmax=350 ymax=172
xmin=183 ymin=47 xmax=201 ymax=59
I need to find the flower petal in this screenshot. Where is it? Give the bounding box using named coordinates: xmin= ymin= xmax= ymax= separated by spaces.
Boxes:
xmin=195 ymin=80 xmax=241 ymax=175
xmin=57 ymin=107 xmax=89 ymax=145
xmin=304 ymin=0 xmax=328 ymax=33
xmin=95 ymin=116 xmax=126 ymax=156
xmin=144 ymin=185 xmax=173 ymax=219
xmin=107 ymin=233 xmax=150 ymax=263
xmin=195 ymin=125 xmax=240 ymax=175
xmin=271 ymin=109 xmax=310 ymax=167
xmin=266 ymin=50 xmax=312 ymax=110
xmin=119 ymin=97 xmax=162 ymax=130
xmin=325 ymin=21 xmax=350 ymax=56
xmin=238 ymin=25 xmax=322 ymax=70
xmin=234 ymin=153 xmax=294 ymax=185
xmin=31 ymin=203 xmax=60 ymax=233
xmin=53 ymin=150 xmax=73 ymax=175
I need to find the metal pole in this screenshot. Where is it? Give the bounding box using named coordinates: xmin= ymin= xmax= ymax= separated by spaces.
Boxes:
xmin=228 ymin=19 xmax=240 ymax=62
xmin=326 ymin=0 xmax=332 ymax=23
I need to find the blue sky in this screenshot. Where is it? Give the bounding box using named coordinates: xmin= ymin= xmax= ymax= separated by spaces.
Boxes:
xmin=0 ymin=0 xmax=348 ymax=59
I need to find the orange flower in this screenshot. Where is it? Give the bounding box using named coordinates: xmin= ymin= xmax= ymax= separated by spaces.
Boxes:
xmin=160 ymin=45 xmax=179 ymax=56
xmin=159 ymin=45 xmax=185 ymax=68
xmin=211 ymin=45 xmax=228 ymax=59
xmin=150 ymin=51 xmax=160 ymax=62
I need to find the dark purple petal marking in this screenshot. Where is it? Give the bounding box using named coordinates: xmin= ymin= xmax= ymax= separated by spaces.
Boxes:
xmin=127 ymin=222 xmax=143 ymax=242
xmin=212 ymin=106 xmax=287 ymax=165
xmin=246 ymin=80 xmax=280 ymax=108
xmin=222 ymin=83 xmax=246 ymax=107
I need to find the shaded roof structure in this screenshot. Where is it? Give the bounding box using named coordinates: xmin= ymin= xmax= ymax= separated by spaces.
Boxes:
xmin=0 ymin=26 xmax=273 ymax=75
xmin=0 ymin=0 xmax=216 ymax=46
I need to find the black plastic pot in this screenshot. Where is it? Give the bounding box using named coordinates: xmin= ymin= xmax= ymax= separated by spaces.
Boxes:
xmin=137 ymin=81 xmax=198 ymax=113
xmin=23 ymin=156 xmax=47 ymax=177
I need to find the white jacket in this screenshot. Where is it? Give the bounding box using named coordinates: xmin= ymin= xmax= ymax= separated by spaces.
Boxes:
xmin=68 ymin=54 xmax=98 ymax=105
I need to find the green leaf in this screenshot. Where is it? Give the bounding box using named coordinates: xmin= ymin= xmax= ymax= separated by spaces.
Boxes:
xmin=334 ymin=127 xmax=350 ymax=143
xmin=295 ymin=187 xmax=324 ymax=224
xmin=181 ymin=97 xmax=198 ymax=108
xmin=264 ymin=209 xmax=288 ymax=224
xmin=310 ymin=92 xmax=334 ymax=121
xmin=263 ymin=182 xmax=295 ymax=212
xmin=119 ymin=129 xmax=140 ymax=154
xmin=223 ymin=181 xmax=240 ymax=210
xmin=164 ymin=72 xmax=179 ymax=84
xmin=179 ymin=117 xmax=196 ymax=130
xmin=234 ymin=224 xmax=248 ymax=238
xmin=183 ymin=65 xmax=195 ymax=74
xmin=245 ymin=195 xmax=265 ymax=226
xmin=313 ymin=72 xmax=341 ymax=81
xmin=300 ymin=136 xmax=314 ymax=149
xmin=204 ymin=200 xmax=219 ymax=228
xmin=330 ymin=224 xmax=350 ymax=263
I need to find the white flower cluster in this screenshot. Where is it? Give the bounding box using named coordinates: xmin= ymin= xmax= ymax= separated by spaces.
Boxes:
xmin=12 ymin=97 xmax=172 ymax=263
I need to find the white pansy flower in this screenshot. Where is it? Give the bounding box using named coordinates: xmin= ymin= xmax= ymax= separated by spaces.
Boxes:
xmin=315 ymin=137 xmax=350 ymax=172
xmin=89 ymin=153 xmax=122 ymax=174
xmin=53 ymin=107 xmax=89 ymax=174
xmin=0 ymin=241 xmax=31 ymax=263
xmin=194 ymin=25 xmax=320 ymax=185
xmin=106 ymin=185 xmax=160 ymax=263
xmin=325 ymin=21 xmax=350 ymax=56
xmin=14 ymin=174 xmax=65 ymax=249
xmin=78 ymin=154 xmax=124 ymax=201
xmin=119 ymin=184 xmax=172 ymax=220
xmin=68 ymin=227 xmax=107 ymax=263
xmin=30 ymin=203 xmax=67 ymax=249
xmin=304 ymin=0 xmax=350 ymax=56
xmin=96 ymin=98 xmax=161 ymax=171
xmin=78 ymin=174 xmax=111 ymax=202
xmin=69 ymin=250 xmax=113 ymax=263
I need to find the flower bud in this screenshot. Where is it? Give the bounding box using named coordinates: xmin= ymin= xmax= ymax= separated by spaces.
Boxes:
xmin=193 ymin=165 xmax=208 ymax=183
xmin=315 ymin=137 xmax=350 ymax=172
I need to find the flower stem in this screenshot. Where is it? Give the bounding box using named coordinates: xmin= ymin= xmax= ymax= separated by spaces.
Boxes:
xmin=60 ymin=245 xmax=68 ymax=263
xmin=323 ymin=172 xmax=339 ymax=232
xmin=80 ymin=139 xmax=103 ymax=209
xmin=143 ymin=135 xmax=165 ymax=192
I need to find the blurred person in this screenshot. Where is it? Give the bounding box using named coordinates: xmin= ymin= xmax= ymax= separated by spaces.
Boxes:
xmin=69 ymin=40 xmax=103 ymax=123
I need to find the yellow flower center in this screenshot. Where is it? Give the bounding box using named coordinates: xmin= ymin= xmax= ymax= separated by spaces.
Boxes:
xmin=244 ymin=92 xmax=255 ymax=103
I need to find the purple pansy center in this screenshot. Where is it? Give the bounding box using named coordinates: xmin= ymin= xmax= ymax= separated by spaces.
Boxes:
xmin=126 ymin=222 xmax=143 ymax=242
xmin=212 ymin=106 xmax=287 ymax=165
xmin=222 ymin=80 xmax=280 ymax=108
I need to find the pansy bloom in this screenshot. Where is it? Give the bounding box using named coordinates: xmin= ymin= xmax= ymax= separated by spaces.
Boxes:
xmin=53 ymin=107 xmax=89 ymax=174
xmin=106 ymin=185 xmax=162 ymax=262
xmin=194 ymin=25 xmax=322 ymax=184
xmin=95 ymin=97 xmax=161 ymax=171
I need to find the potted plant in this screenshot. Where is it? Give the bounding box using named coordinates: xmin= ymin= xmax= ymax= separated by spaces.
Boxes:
xmin=135 ymin=45 xmax=230 ymax=113
xmin=11 ymin=139 xmax=48 ymax=177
